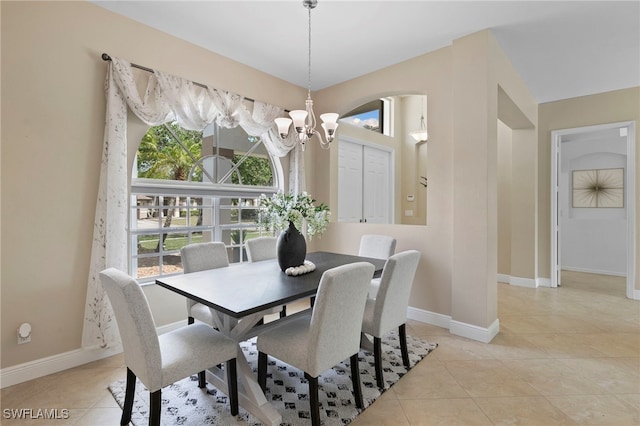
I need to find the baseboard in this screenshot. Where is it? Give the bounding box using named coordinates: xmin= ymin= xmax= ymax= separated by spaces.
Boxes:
xmin=450 ymin=318 xmax=500 ymax=343
xmin=0 ymin=343 xmax=123 ymax=389
xmin=561 ymin=266 xmax=627 ymax=277
xmin=497 ymin=274 xmax=510 ymax=284
xmin=537 ymin=277 xmax=552 ymax=287
xmin=0 ymin=320 xmax=186 ymax=389
xmin=407 ymin=306 xmax=500 ymax=343
xmin=510 ymin=276 xmax=537 ymax=288
xmin=406 ymin=306 xmax=451 ymax=329
xmin=497 ymin=274 xmax=538 ymax=288
xmin=632 ymin=288 xmax=640 ymax=301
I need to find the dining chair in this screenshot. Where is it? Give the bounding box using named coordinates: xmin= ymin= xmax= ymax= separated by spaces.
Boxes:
xmin=360 ymin=250 xmax=421 ymax=389
xmin=180 ymin=242 xmax=231 ymax=387
xmin=180 ymin=241 xmax=229 ymax=327
xmin=245 ymin=236 xmax=288 ymax=318
xmin=99 ymin=268 xmax=239 ymax=426
xmin=358 ymin=234 xmax=397 ymax=259
xmin=257 ymin=262 xmax=375 ymax=426
xmin=245 ymin=236 xmax=277 ymax=262
xmin=358 ymin=234 xmax=397 ymax=299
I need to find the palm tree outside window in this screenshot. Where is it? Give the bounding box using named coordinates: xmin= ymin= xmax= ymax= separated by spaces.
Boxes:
xmin=130 ymin=121 xmax=279 ymax=283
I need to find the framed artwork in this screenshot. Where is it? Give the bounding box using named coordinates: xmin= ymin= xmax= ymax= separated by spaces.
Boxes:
xmin=572 ymin=168 xmax=624 ymax=208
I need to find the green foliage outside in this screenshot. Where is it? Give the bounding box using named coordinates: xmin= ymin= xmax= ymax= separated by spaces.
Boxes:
xmin=136 ymin=122 xmax=275 ymax=252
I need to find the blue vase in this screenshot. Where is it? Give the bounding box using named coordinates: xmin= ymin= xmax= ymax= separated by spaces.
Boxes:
xmin=277 ymin=221 xmax=307 ymax=271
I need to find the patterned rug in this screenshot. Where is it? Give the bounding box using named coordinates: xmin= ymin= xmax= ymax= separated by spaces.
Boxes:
xmin=109 ymin=333 xmax=437 ymax=425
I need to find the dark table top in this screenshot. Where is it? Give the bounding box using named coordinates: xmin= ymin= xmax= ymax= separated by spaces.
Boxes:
xmin=155 ymin=251 xmax=386 ymax=319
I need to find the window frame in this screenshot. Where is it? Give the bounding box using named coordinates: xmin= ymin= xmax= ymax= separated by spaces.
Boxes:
xmin=129 ymin=122 xmax=282 ymax=284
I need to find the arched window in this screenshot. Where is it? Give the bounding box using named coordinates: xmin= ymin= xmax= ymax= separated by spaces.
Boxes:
xmin=130 ymin=121 xmax=281 ymax=282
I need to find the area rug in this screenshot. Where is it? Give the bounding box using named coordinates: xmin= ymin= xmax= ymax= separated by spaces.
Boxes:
xmin=109 ymin=333 xmax=437 ymax=425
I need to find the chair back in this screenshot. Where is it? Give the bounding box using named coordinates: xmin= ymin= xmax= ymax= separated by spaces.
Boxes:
xmin=372 ymin=250 xmax=421 ymax=335
xmin=246 ymin=237 xmax=277 ymax=262
xmin=99 ymin=268 xmax=161 ymax=390
xmin=307 ymin=262 xmax=374 ymax=376
xmin=180 ymin=242 xmax=229 ymax=273
xmin=358 ymin=234 xmax=397 ymax=260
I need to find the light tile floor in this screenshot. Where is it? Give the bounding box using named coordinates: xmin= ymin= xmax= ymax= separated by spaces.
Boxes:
xmin=2 ymin=271 xmax=638 ymax=425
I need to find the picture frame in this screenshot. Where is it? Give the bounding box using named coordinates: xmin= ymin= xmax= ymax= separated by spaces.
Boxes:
xmin=572 ymin=168 xmax=624 ymax=208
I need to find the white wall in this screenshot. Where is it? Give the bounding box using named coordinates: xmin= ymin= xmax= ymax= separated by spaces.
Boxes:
xmin=560 ymin=137 xmax=627 ymax=275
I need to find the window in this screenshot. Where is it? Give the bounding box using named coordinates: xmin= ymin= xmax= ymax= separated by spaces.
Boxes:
xmin=339 ymin=98 xmax=393 ymax=136
xmin=130 ymin=121 xmax=279 ymax=283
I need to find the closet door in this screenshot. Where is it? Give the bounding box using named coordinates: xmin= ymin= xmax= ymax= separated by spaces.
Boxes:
xmin=338 ymin=139 xmax=364 ymax=222
xmin=338 ymin=138 xmax=392 ymax=224
xmin=363 ymin=146 xmax=391 ymax=223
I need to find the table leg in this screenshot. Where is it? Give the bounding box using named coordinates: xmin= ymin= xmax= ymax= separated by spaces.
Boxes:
xmin=206 ymin=310 xmax=282 ymax=426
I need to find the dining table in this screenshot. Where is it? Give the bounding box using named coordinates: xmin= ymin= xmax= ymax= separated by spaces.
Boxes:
xmin=155 ymin=250 xmax=386 ymax=426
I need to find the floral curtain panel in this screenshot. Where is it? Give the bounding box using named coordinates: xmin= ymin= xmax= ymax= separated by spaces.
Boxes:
xmin=82 ymin=57 xmax=303 ymax=349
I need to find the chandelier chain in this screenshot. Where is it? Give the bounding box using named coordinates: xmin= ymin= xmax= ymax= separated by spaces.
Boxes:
xmin=307 ymin=6 xmax=312 ymax=96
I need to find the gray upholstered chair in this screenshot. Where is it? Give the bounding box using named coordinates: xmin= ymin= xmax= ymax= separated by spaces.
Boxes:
xmin=99 ymin=268 xmax=238 ymax=426
xmin=361 ymin=250 xmax=421 ymax=388
xmin=180 ymin=241 xmax=229 ymax=327
xmin=246 ymin=236 xmax=288 ymax=318
xmin=180 ymin=242 xmax=230 ymax=387
xmin=257 ymin=262 xmax=375 ymax=426
xmin=358 ymin=234 xmax=397 ymax=259
xmin=358 ymin=234 xmax=397 ymax=299
xmin=245 ymin=236 xmax=277 ymax=262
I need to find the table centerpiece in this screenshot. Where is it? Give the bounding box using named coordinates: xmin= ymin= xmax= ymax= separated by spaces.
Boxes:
xmin=258 ymin=191 xmax=330 ymax=272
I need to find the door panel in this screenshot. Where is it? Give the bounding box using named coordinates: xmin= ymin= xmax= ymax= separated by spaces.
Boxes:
xmin=363 ymin=146 xmax=391 ymax=223
xmin=338 ymin=140 xmax=364 ymax=222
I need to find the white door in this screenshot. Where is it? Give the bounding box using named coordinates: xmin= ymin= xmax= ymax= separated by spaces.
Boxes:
xmin=338 ymin=140 xmax=364 ymax=222
xmin=338 ymin=138 xmax=392 ymax=224
xmin=363 ymin=146 xmax=391 ymax=223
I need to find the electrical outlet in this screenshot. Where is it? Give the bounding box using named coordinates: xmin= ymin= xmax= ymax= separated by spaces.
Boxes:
xmin=17 ymin=323 xmax=31 ymax=344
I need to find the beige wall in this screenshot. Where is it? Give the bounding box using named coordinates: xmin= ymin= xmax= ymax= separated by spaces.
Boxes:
xmin=0 ymin=0 xmax=305 ymax=369
xmin=311 ymin=48 xmax=455 ymax=321
xmin=537 ymin=87 xmax=640 ymax=289
xmin=313 ymin=30 xmax=537 ymax=334
xmin=498 ymin=121 xmax=513 ymax=275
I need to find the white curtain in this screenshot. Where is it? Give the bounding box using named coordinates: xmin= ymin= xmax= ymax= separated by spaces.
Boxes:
xmin=82 ymin=57 xmax=303 ymax=348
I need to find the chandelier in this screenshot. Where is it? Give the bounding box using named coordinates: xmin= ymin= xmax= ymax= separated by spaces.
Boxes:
xmin=410 ymin=96 xmax=429 ymax=143
xmin=275 ymin=0 xmax=338 ymax=150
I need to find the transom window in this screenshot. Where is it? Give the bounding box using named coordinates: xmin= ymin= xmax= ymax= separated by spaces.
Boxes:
xmin=339 ymin=98 xmax=393 ymax=136
xmin=130 ymin=121 xmax=279 ymax=283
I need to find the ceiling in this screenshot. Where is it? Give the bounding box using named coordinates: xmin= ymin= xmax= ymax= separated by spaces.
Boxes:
xmin=93 ymin=1 xmax=639 ymax=104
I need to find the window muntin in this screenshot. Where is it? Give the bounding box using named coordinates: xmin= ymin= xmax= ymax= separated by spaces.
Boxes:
xmin=130 ymin=121 xmax=278 ymax=283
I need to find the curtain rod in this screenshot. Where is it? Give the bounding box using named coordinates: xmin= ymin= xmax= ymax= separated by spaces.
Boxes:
xmin=101 ymin=53 xmax=256 ymax=104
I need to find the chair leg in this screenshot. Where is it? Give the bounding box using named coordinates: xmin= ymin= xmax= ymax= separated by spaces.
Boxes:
xmin=121 ymin=368 xmax=136 ymax=426
xmin=226 ymin=359 xmax=239 ymax=416
xmin=198 ymin=370 xmax=206 ymax=388
xmin=399 ymin=323 xmax=410 ymax=368
xmin=373 ymin=336 xmax=384 ymax=389
xmin=149 ymin=389 xmax=161 ymax=426
xmin=189 ymin=316 xmax=208 ymax=386
xmin=279 ymin=305 xmax=287 ymax=318
xmin=350 ymin=354 xmax=364 ymax=409
xmin=258 ymin=352 xmax=268 ymax=392
xmin=305 ymin=373 xmax=320 ymax=426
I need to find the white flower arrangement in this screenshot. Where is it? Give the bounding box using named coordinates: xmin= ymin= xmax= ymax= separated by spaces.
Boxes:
xmin=258 ymin=191 xmax=330 ymax=239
